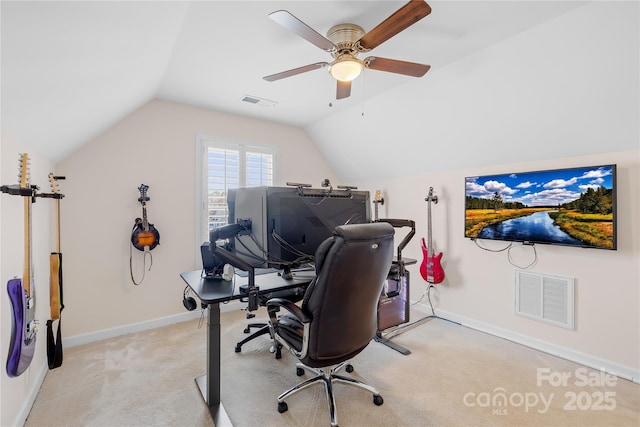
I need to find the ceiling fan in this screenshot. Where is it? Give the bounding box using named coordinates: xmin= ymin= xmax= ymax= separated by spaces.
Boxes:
xmin=263 ymin=0 xmax=432 ymax=100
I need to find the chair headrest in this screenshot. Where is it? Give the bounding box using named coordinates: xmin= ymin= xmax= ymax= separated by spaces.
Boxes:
xmin=334 ymin=222 xmax=395 ymax=241
xmin=314 ymin=222 xmax=394 ymax=273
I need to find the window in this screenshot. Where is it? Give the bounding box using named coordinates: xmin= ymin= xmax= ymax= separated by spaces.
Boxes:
xmin=196 ymin=136 xmax=277 ymax=243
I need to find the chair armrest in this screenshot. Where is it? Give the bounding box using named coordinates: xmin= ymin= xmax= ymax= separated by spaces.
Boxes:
xmin=266 ymin=297 xmax=311 ymax=324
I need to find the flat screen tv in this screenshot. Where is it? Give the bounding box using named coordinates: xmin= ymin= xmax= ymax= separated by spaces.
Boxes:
xmin=465 ymin=164 xmax=616 ymax=250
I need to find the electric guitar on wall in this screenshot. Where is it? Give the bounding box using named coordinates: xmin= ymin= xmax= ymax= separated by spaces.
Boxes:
xmin=47 ymin=173 xmax=65 ymax=369
xmin=373 ymin=189 xmax=384 ymax=221
xmin=7 ymin=153 xmax=37 ymax=377
xmin=131 ymin=184 xmax=160 ymax=251
xmin=420 ymin=187 xmax=445 ymax=284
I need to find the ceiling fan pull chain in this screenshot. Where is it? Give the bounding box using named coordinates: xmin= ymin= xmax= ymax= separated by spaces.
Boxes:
xmin=361 ymin=69 xmax=366 ymax=118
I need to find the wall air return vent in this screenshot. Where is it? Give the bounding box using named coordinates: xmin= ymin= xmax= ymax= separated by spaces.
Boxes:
xmin=515 ymin=270 xmax=574 ymax=330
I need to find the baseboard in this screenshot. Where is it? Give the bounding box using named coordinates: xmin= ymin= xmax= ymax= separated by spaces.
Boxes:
xmin=65 ymin=301 xmax=243 ymax=348
xmin=12 ymin=361 xmax=48 ymax=427
xmin=410 ymin=304 xmax=639 ymax=384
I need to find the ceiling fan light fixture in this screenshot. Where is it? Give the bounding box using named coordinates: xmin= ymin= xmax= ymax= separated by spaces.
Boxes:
xmin=329 ymin=57 xmax=363 ymax=82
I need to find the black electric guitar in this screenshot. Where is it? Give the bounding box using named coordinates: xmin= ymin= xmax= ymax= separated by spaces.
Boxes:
xmin=131 ymin=184 xmax=160 ymax=251
xmin=419 ymin=187 xmax=445 ymax=284
xmin=7 ymin=153 xmax=37 ymax=377
xmin=47 ymin=173 xmax=64 ymax=369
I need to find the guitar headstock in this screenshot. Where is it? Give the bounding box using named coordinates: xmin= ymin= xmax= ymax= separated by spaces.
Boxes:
xmin=49 ymin=173 xmax=59 ymax=194
xmin=18 ymin=153 xmax=30 ymax=189
xmin=373 ymin=189 xmax=384 ymax=205
xmin=137 ymin=184 xmax=150 ymax=203
xmin=425 ymin=186 xmax=438 ymax=204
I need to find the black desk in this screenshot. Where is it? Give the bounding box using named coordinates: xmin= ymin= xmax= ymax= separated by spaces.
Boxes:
xmin=180 ymin=269 xmax=314 ymax=426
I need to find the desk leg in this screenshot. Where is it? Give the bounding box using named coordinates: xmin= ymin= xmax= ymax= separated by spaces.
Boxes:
xmin=195 ymin=302 xmax=233 ymax=426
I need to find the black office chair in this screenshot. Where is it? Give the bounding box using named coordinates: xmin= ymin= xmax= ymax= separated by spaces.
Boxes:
xmin=267 ymin=222 xmax=395 ymax=427
xmin=235 ymin=286 xmax=305 ymax=353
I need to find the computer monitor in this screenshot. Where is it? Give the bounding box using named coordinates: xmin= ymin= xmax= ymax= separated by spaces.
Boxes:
xmin=227 ymin=186 xmax=371 ymax=275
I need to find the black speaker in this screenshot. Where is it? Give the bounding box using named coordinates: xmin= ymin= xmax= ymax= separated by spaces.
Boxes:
xmin=183 ymin=286 xmax=197 ymax=311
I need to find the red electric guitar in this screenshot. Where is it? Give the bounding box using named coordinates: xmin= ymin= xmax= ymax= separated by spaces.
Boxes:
xmin=420 ymin=187 xmax=445 ymax=284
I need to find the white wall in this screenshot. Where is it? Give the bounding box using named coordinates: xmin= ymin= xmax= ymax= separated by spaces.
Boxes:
xmin=357 ymin=149 xmax=639 ymax=379
xmin=1 ymin=131 xmax=54 ymax=426
xmin=54 ymin=99 xmax=338 ymax=338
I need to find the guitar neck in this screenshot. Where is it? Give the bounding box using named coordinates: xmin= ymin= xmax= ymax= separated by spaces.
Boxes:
xmin=23 ymin=195 xmax=33 ymax=295
xmin=427 ymin=202 xmax=433 ymax=257
xmin=141 ymin=203 xmax=149 ymax=230
xmin=55 ymin=199 xmax=61 ymax=253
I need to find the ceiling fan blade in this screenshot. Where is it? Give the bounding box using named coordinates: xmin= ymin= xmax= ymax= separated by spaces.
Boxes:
xmin=357 ymin=0 xmax=432 ymax=51
xmin=365 ymin=57 xmax=430 ymax=77
xmin=264 ymin=62 xmax=328 ymax=82
xmin=269 ymin=10 xmax=337 ymax=52
xmin=336 ymin=80 xmax=351 ymax=99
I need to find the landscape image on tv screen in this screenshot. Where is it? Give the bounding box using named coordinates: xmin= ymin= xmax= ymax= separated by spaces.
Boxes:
xmin=465 ymin=165 xmax=616 ymax=249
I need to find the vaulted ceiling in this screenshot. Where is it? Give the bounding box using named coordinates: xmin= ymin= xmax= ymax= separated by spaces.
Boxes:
xmin=2 ymin=1 xmax=591 ymax=163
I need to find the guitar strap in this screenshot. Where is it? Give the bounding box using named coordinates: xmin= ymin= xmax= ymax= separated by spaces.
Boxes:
xmin=46 ymin=319 xmax=63 ymax=369
xmin=47 ymin=252 xmax=64 ymax=369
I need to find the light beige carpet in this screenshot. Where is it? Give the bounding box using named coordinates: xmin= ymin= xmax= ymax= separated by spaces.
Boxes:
xmin=26 ymin=308 xmax=639 ymax=426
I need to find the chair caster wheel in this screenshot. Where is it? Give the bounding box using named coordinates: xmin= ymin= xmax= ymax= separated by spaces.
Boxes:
xmin=235 ymin=345 xmax=241 ymax=353
xmin=373 ymin=395 xmax=384 ymax=406
xmin=243 ymin=327 xmax=250 ymax=333
xmin=278 ymin=401 xmax=288 ymax=413
xmin=345 ymin=364 xmax=354 ymax=373
xmin=296 ymin=367 xmax=305 ymax=376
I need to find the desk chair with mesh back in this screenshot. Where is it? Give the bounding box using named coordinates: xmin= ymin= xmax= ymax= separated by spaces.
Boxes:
xmin=267 ymin=222 xmax=394 ymax=427
xmin=235 ymin=286 xmax=305 ymax=353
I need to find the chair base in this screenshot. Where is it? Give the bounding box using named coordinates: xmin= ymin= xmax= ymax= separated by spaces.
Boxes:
xmin=277 ymin=361 xmax=383 ymax=427
xmin=235 ymin=323 xmax=270 ymax=353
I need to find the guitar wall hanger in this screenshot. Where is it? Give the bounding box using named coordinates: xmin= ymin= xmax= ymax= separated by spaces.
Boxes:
xmin=1 ymin=184 xmax=37 ymax=198
xmin=36 ymin=176 xmax=66 ymax=201
xmin=3 ymin=184 xmax=68 ymax=203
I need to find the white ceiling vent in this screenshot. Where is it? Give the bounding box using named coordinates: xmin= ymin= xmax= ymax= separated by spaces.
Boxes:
xmin=241 ymin=95 xmax=277 ymax=108
xmin=515 ymin=270 xmax=574 ymax=330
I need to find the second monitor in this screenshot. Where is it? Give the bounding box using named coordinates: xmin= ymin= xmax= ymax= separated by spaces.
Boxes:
xmin=227 ymin=186 xmax=370 ymax=277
